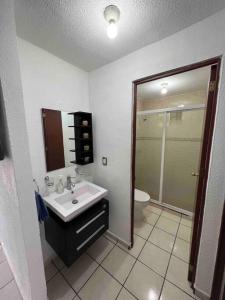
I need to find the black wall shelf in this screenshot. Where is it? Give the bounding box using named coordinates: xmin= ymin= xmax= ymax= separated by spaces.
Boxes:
xmin=68 ymin=111 xmax=94 ymax=165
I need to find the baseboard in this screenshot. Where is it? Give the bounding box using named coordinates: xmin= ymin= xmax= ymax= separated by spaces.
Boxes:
xmin=194 ymin=285 xmax=210 ymax=300
xmin=105 ymin=230 xmax=131 ymax=248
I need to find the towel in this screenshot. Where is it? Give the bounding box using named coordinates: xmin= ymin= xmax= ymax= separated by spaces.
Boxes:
xmin=35 ymin=191 xmax=49 ymax=223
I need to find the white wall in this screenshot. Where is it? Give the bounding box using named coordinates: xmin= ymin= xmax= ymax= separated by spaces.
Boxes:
xmin=0 ymin=1 xmax=46 ymax=299
xmin=17 ymin=38 xmax=92 ymax=263
xmin=89 ymin=9 xmax=225 ymax=297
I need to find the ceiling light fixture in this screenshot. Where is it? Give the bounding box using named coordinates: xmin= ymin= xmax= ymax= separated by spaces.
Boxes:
xmin=161 ymin=83 xmax=168 ymax=95
xmin=104 ymin=5 xmax=120 ymax=39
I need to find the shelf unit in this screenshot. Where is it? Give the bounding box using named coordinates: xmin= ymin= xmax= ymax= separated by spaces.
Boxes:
xmin=68 ymin=111 xmax=93 ymax=165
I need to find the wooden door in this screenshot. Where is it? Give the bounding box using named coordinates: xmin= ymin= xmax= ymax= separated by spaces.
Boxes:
xmin=42 ymin=108 xmax=65 ymax=171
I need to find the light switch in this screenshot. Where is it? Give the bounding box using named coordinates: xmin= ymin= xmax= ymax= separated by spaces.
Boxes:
xmin=102 ymin=157 xmax=107 ymax=166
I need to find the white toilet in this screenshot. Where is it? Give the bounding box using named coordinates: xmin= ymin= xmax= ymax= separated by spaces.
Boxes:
xmin=134 ymin=188 xmax=151 ymax=221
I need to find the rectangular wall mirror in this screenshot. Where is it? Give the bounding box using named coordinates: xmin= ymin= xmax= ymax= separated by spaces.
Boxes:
xmin=42 ymin=108 xmax=75 ymax=172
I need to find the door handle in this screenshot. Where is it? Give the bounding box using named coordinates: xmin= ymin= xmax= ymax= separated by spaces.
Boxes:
xmin=192 ymin=172 xmax=199 ymax=177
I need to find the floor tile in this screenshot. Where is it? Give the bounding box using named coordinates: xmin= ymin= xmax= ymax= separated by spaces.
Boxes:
xmin=144 ymin=203 xmax=162 ymax=215
xmin=166 ymin=256 xmax=195 ymax=297
xmin=177 ymin=225 xmax=192 ymax=242
xmin=143 ymin=210 xmax=160 ymax=226
xmin=86 ymin=236 xmax=114 ymax=263
xmin=118 ymin=234 xmax=145 ymax=258
xmin=139 ymin=242 xmax=170 ymax=276
xmin=161 ymin=209 xmax=181 ymax=223
xmin=61 ymin=253 xmax=98 ymax=292
xmin=0 ymin=280 xmax=22 ymax=300
xmin=47 ymin=273 xmax=76 ymax=300
xmin=181 ymin=215 xmax=193 ymax=228
xmin=160 ymin=280 xmax=194 ymax=300
xmin=79 ymin=266 xmax=121 ymax=300
xmin=0 ymin=245 xmax=6 ymax=264
xmin=45 ymin=262 xmax=58 ymax=282
xmin=156 ymin=216 xmax=179 ymax=235
xmin=52 ymin=256 xmax=65 ymax=270
xmin=102 ymin=246 xmax=136 ymax=284
xmin=148 ymin=227 xmax=175 ymax=253
xmin=117 ymin=288 xmax=136 ymax=300
xmin=0 ymin=260 xmax=13 ymax=288
xmin=134 ymin=220 xmax=153 ymax=239
xmin=173 ymin=238 xmax=190 ymax=263
xmin=125 ymin=261 xmax=163 ymax=300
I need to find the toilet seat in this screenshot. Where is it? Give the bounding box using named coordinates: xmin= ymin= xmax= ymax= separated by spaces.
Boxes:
xmin=135 ymin=188 xmax=150 ymax=202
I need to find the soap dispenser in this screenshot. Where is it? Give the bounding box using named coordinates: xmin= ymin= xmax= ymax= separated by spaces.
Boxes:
xmin=56 ymin=175 xmax=64 ymax=194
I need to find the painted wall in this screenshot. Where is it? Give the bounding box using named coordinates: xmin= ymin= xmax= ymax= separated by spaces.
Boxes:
xmin=17 ymin=38 xmax=92 ymax=263
xmin=89 ymin=9 xmax=225 ymax=297
xmin=0 ymin=1 xmax=46 ymax=299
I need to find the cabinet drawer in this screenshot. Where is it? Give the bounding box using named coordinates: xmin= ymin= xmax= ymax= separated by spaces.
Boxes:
xmin=67 ymin=210 xmax=108 ymax=247
xmin=76 ymin=209 xmax=106 ymax=234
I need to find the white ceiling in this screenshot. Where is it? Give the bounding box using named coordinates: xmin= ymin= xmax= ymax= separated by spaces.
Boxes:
xmin=15 ymin=0 xmax=225 ymax=71
xmin=137 ymin=66 xmax=211 ymax=101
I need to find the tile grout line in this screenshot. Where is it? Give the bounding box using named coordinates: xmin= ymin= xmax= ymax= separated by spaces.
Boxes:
xmin=115 ymin=208 xmax=163 ymax=299
xmin=115 ymin=211 xmax=163 ymax=300
xmin=77 ymin=239 xmax=118 ymax=295
xmin=158 ymin=211 xmax=195 ymax=300
xmin=158 ymin=210 xmax=181 ymax=299
xmin=48 ymin=205 xmax=193 ymax=300
xmin=0 ymin=278 xmax=14 ymax=290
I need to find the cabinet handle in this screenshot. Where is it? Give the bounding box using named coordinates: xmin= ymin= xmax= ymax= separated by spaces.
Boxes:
xmin=76 ymin=210 xmax=106 ymax=234
xmin=76 ymin=224 xmax=105 ymax=251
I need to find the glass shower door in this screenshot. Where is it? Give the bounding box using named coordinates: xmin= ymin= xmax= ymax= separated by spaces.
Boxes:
xmin=162 ymin=109 xmax=205 ymax=212
xmin=135 ymin=113 xmax=164 ymax=201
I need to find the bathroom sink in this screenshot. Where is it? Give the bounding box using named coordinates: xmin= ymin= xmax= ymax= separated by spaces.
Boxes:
xmin=43 ymin=181 xmax=108 ymax=222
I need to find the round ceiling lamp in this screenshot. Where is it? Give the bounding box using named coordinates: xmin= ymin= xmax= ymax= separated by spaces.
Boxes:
xmin=104 ymin=5 xmax=120 ymax=39
xmin=161 ymin=82 xmax=168 ymax=95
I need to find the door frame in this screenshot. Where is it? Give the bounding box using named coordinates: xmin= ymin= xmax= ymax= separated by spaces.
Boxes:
xmin=211 ymin=200 xmax=225 ymax=300
xmin=131 ymin=57 xmax=221 ymax=289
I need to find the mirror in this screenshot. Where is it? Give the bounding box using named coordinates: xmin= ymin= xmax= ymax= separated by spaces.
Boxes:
xmin=42 ymin=108 xmax=75 ymax=172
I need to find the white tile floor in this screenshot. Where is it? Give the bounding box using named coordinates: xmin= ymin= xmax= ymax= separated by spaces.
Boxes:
xmin=46 ymin=203 xmax=197 ymax=300
xmin=0 ymin=244 xmax=22 ymax=300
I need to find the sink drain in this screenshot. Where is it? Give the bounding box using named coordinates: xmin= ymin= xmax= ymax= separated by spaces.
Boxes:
xmin=72 ymin=199 xmax=78 ymax=204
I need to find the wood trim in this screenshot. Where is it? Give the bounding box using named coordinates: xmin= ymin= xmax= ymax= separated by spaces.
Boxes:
xmin=133 ymin=57 xmax=221 ymax=85
xmin=131 ymin=57 xmax=221 ymax=287
xmin=211 ymin=200 xmax=225 ymax=300
xmin=189 ymin=60 xmax=221 ymax=286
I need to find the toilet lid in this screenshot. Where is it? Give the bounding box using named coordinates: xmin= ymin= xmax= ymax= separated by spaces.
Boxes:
xmin=135 ymin=189 xmax=150 ymax=202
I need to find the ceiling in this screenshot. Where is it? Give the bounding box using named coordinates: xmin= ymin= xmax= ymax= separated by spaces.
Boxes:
xmin=137 ymin=66 xmax=211 ymax=101
xmin=15 ymin=0 xmax=225 ymax=71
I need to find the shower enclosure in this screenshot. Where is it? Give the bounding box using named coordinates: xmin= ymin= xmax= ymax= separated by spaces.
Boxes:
xmin=135 ymin=105 xmax=206 ymax=215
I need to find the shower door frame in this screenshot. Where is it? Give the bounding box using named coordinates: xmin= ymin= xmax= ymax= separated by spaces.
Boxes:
xmin=137 ymin=104 xmax=206 ymax=216
xmin=131 ymin=57 xmax=221 ymax=289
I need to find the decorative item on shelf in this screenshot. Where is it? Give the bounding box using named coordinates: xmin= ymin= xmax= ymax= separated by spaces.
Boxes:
xmin=84 ymin=145 xmax=90 ymax=151
xmin=68 ymin=111 xmax=93 ymax=165
xmin=84 ymin=157 xmax=90 ymax=163
xmin=83 ymin=132 xmax=89 ymax=139
xmin=82 ymin=120 xmax=88 ymax=127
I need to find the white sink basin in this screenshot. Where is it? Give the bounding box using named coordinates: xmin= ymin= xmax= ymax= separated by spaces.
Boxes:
xmin=43 ymin=181 xmax=108 ymax=222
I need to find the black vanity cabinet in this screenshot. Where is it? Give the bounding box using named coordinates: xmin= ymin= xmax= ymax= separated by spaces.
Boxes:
xmin=44 ymin=199 xmax=109 ymax=266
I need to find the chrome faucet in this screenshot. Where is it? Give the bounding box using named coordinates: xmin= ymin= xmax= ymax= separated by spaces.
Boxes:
xmin=66 ymin=176 xmax=76 ymax=190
